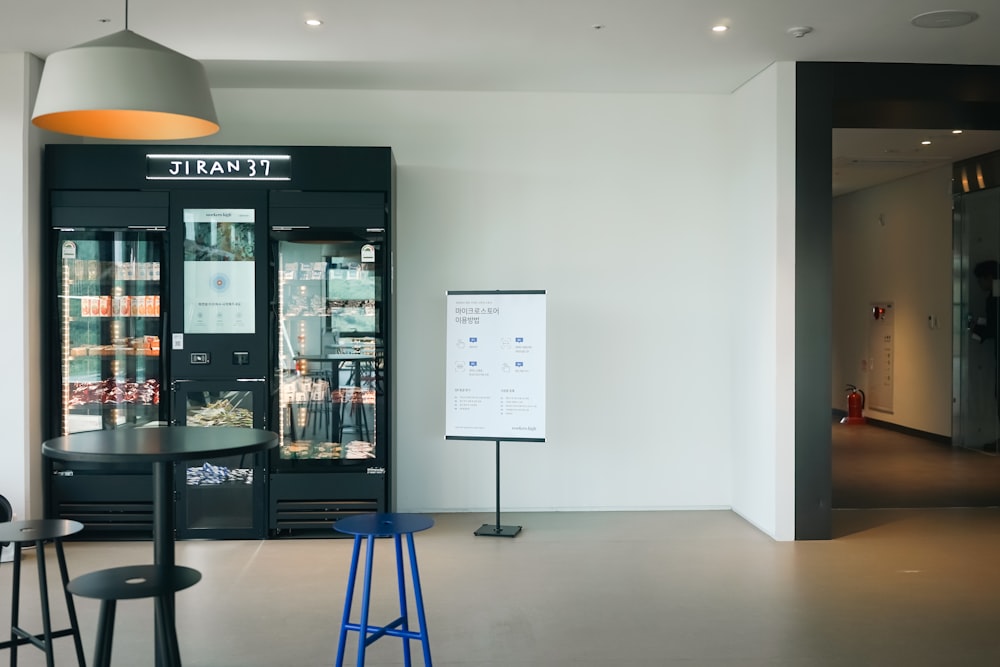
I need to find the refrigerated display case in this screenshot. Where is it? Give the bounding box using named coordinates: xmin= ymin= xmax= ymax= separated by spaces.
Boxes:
xmin=46 ymin=191 xmax=168 ymax=536
xmin=58 ymin=237 xmax=163 ymax=433
xmin=172 ymin=381 xmax=268 ymax=539
xmin=269 ymin=192 xmax=391 ymax=535
xmin=277 ymin=243 xmax=381 ymax=460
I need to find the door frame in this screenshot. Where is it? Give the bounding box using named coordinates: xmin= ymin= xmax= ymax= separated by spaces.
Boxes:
xmin=795 ymin=62 xmax=1000 ymax=540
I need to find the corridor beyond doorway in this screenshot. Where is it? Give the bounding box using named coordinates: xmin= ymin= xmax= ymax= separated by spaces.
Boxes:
xmin=833 ymin=421 xmax=1000 ymax=508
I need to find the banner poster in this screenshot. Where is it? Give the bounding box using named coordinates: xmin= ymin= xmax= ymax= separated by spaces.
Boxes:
xmin=445 ymin=290 xmax=546 ymax=441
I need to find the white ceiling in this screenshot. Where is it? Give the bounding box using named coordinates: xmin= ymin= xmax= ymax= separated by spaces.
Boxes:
xmin=4 ymin=1 xmax=1000 ymax=193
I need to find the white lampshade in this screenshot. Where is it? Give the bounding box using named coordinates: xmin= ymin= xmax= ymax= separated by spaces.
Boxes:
xmin=31 ymin=29 xmax=219 ymax=140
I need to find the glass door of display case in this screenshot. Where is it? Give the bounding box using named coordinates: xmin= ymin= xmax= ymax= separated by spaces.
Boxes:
xmin=274 ymin=235 xmax=386 ymax=469
xmin=172 ymin=380 xmax=268 ymax=539
xmin=46 ymin=190 xmax=168 ymax=537
xmin=56 ymin=232 xmax=164 ymax=435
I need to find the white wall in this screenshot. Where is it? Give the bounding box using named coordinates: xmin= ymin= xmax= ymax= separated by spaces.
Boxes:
xmin=0 ymin=53 xmax=46 ymax=519
xmin=726 ymin=63 xmax=797 ymax=539
xmin=203 ymin=88 xmax=738 ymax=512
xmin=832 ymin=166 xmax=953 ymax=436
xmin=3 ymin=66 xmax=799 ymax=539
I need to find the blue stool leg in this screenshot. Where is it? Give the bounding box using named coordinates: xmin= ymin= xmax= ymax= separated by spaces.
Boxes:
xmin=336 ymin=536 xmax=363 ymax=667
xmin=356 ymin=536 xmax=375 ymax=667
xmin=33 ymin=540 xmax=55 ymax=667
xmin=393 ymin=535 xmax=411 ymax=667
xmin=406 ymin=533 xmax=432 ymax=667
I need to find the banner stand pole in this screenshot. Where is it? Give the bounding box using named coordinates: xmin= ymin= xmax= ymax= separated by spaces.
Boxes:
xmin=474 ymin=439 xmax=521 ymax=537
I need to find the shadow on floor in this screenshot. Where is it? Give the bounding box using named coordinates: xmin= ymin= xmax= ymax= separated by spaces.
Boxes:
xmin=832 ymin=421 xmax=1000 ymax=512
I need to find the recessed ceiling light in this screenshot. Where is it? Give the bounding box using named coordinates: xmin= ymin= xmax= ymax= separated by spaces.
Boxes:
xmin=953 ymin=129 xmax=964 ymax=134
xmin=305 ymin=18 xmax=323 ymax=27
xmin=712 ymin=25 xmax=728 ymax=33
xmin=921 ymin=140 xmax=932 ymax=145
xmin=911 ymin=10 xmax=979 ymax=28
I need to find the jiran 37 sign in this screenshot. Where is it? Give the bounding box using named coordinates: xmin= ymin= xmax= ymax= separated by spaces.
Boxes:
xmin=146 ymin=154 xmax=291 ymax=181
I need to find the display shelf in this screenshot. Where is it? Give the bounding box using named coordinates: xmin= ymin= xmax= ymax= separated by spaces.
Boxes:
xmin=66 ymin=380 xmax=160 ymax=405
xmin=68 ymin=348 xmax=160 ymax=358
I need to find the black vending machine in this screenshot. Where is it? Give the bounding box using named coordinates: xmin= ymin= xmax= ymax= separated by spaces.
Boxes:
xmin=43 ymin=145 xmax=395 ymax=540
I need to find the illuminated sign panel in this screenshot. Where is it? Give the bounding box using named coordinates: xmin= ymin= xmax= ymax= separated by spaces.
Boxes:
xmin=146 ymin=154 xmax=291 ymax=181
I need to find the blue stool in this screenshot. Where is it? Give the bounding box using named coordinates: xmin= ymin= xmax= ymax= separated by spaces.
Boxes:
xmin=333 ymin=513 xmax=433 ymax=666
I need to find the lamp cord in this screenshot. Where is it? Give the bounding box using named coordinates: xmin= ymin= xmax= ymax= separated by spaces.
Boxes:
xmin=125 ymin=0 xmax=129 ymax=30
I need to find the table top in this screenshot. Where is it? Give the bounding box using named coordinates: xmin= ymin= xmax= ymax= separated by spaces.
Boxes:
xmin=42 ymin=426 xmax=278 ymax=464
xmin=334 ymin=512 xmax=434 ymax=537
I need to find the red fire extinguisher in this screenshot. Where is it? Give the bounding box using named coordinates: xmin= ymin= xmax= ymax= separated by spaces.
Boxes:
xmin=841 ymin=384 xmax=866 ymax=425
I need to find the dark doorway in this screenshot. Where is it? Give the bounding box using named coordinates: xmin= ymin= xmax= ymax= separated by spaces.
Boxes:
xmin=795 ymin=62 xmax=1000 ymax=539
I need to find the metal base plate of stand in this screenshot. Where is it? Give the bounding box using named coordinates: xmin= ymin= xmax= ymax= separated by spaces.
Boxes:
xmin=474 ymin=523 xmax=521 ymax=538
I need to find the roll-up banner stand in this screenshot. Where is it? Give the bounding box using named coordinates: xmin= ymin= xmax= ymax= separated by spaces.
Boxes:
xmin=445 ymin=290 xmax=546 ymax=537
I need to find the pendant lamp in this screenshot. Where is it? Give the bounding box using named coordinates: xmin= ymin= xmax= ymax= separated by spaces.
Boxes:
xmin=31 ymin=4 xmax=219 ymax=140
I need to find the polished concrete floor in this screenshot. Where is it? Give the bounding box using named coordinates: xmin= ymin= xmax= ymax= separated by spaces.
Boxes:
xmin=833 ymin=421 xmax=1000 ymax=508
xmin=4 ymin=424 xmax=1000 ymax=666
xmin=4 ymin=506 xmax=1000 ymax=666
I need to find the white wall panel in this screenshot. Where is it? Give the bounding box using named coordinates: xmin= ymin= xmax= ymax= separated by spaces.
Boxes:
xmin=205 ymin=88 xmax=738 ymax=512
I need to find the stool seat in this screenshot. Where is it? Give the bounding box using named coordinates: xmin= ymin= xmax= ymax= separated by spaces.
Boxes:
xmin=68 ymin=565 xmax=201 ymax=667
xmin=0 ymin=519 xmax=87 ymax=667
xmin=334 ymin=512 xmax=435 ymax=537
xmin=67 ymin=564 xmax=202 ymax=601
xmin=0 ymin=518 xmax=83 ymax=544
xmin=333 ymin=512 xmax=434 ymax=667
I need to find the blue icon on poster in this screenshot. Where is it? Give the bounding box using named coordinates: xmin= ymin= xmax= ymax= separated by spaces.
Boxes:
xmin=470 ymin=361 xmax=478 ymax=367
xmin=515 ymin=361 xmax=524 ymax=367
xmin=470 ymin=337 xmax=477 ymax=342
xmin=515 ymin=337 xmax=524 ymax=342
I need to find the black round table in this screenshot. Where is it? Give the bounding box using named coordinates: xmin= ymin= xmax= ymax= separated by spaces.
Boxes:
xmin=42 ymin=426 xmax=278 ymax=566
xmin=42 ymin=427 xmax=278 ymax=567
xmin=42 ymin=426 xmax=278 ymax=666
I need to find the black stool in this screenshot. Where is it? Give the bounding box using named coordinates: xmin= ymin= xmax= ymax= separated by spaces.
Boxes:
xmin=0 ymin=519 xmax=87 ymax=667
xmin=67 ymin=565 xmax=201 ymax=667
